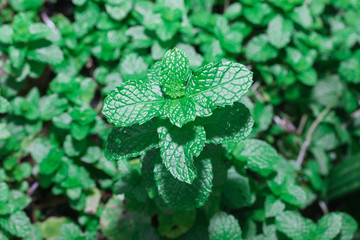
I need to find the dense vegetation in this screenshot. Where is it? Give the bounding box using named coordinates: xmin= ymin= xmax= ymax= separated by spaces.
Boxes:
xmin=0 ymin=0 xmax=359 ymax=239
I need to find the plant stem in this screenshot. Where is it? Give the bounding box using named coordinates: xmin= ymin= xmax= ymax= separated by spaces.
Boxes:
xmin=297 ymin=114 xmax=308 ymax=134
xmin=319 ymin=200 xmax=329 ymax=215
xmin=296 ymin=96 xmax=339 ymax=167
xmin=224 ymin=0 xmax=230 ymax=12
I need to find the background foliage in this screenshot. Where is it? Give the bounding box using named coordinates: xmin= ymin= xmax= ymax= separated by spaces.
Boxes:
xmin=0 ymin=0 xmax=360 ymax=239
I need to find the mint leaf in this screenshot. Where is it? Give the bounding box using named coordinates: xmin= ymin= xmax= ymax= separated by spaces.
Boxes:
xmin=157 ymin=122 xmax=206 ymax=184
xmin=154 ymin=153 xmax=213 ymax=211
xmin=0 ymin=182 xmax=9 ymax=202
xmin=102 ymin=80 xmax=166 ymax=127
xmin=59 ymin=222 xmax=82 ymax=239
xmin=245 ymin=35 xmax=278 ymax=62
xmin=0 ymin=25 xmax=13 ymax=44
xmin=0 ymin=97 xmax=10 ymax=114
xmin=186 ymin=61 xmax=253 ymax=119
xmin=266 ymin=15 xmax=293 ymax=49
xmin=315 ymin=213 xmax=342 ymax=240
xmin=0 ymin=211 xmax=32 ymax=238
xmin=27 ymin=45 xmax=64 ymax=65
xmin=163 ymin=97 xmax=198 ymax=127
xmin=160 ymin=48 xmax=190 ymax=98
xmin=104 ymin=50 xmax=253 ymax=128
xmin=338 ymin=212 xmax=358 ymax=240
xmin=120 ymin=53 xmax=148 ymax=81
xmin=227 ymin=139 xmax=279 ymax=177
xmin=105 ymin=120 xmax=159 ymax=160
xmin=158 ymin=211 xmax=196 ymax=238
xmin=275 ymin=211 xmax=316 ymax=240
xmin=198 ymin=102 xmax=254 ymax=144
xmin=265 ymin=196 xmax=285 ymax=218
xmin=208 ymin=211 xmax=242 ymax=240
xmin=222 ymin=168 xmax=253 ymax=209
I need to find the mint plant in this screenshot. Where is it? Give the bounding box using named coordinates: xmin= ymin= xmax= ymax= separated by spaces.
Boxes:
xmin=103 ymin=48 xmax=254 ymax=208
xmin=1 ymin=0 xmax=360 ymax=239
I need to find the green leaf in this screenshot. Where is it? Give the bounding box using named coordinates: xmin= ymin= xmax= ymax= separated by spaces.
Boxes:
xmin=156 ymin=21 xmax=180 ymax=42
xmin=339 ymin=51 xmax=360 ymax=83
xmin=208 ymin=211 xmax=242 ymax=240
xmin=119 ymin=53 xmax=148 ymax=81
xmin=63 ymin=135 xmax=86 ymax=157
xmin=163 ymin=97 xmax=198 ymax=127
xmin=0 ymin=25 xmax=13 ymax=44
xmin=9 ymin=46 xmax=27 ymax=69
xmin=39 ymin=149 xmax=62 ymax=175
xmin=157 ymin=122 xmax=206 ymax=184
xmin=105 ymin=120 xmax=159 ymax=161
xmin=38 ymin=217 xmax=70 ymax=239
xmin=175 ymin=43 xmax=204 ymax=68
xmin=265 ymin=196 xmax=285 ymax=218
xmin=0 ymin=211 xmax=32 ymax=238
xmin=0 ymin=182 xmax=9 ymax=202
xmin=0 ymin=97 xmax=10 ymax=114
xmin=328 ymin=154 xmax=360 ymax=200
xmin=105 ymin=0 xmax=132 ymax=21
xmin=228 ymin=139 xmax=279 ymax=177
xmin=297 ymin=68 xmax=317 ymax=86
xmin=224 ymin=3 xmax=242 ymax=20
xmin=27 ymin=45 xmax=64 ymax=65
xmin=102 ymin=80 xmax=166 ymax=127
xmin=154 ymin=153 xmax=213 ymax=211
xmin=74 ymin=1 xmax=100 ymax=36
xmin=275 ymin=211 xmax=316 ymax=240
xmin=0 ymin=124 xmax=10 ymax=140
xmin=245 ymin=34 xmax=278 ymax=62
xmin=185 ymin=61 xmax=253 ymax=124
xmin=160 ymin=48 xmax=191 ymax=98
xmin=222 ymin=168 xmax=253 ymax=209
xmin=315 ymin=213 xmax=342 ymax=240
xmin=312 ymin=75 xmax=344 ymax=106
xmin=285 ymin=47 xmax=316 ymax=72
xmin=267 ymin=15 xmax=293 ymax=49
xmin=9 ymin=0 xmax=44 ymax=11
xmin=39 ymin=94 xmax=68 ymax=120
xmin=100 ymin=195 xmax=157 ymax=240
xmin=338 ymin=212 xmax=358 ymax=240
xmin=252 ymin=101 xmax=273 ymax=131
xmin=197 ymin=102 xmax=253 ymax=144
xmin=59 ymin=222 xmax=82 ymax=239
xmin=290 ymin=5 xmax=313 ymax=29
xmin=158 ymin=211 xmax=196 ymax=238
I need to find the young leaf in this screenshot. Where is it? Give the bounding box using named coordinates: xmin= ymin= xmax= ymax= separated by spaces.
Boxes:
xmin=154 ymin=153 xmax=213 ymax=211
xmin=157 ymin=122 xmax=206 ymax=184
xmin=102 ymin=80 xmax=166 ymax=127
xmin=160 ymin=48 xmax=191 ymax=98
xmin=186 ymin=61 xmax=253 ymax=119
xmin=105 ymin=120 xmax=159 ymax=161
xmin=163 ymin=97 xmax=198 ymax=127
xmin=208 ymin=211 xmax=242 ymax=240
